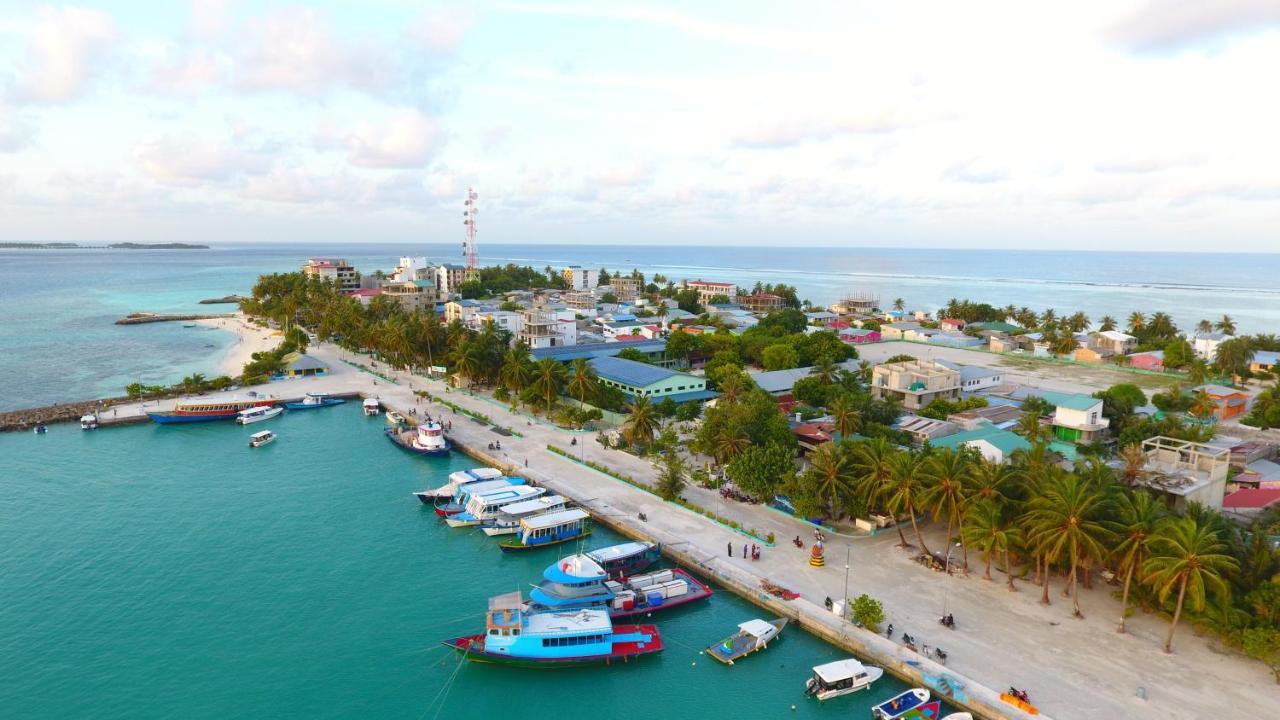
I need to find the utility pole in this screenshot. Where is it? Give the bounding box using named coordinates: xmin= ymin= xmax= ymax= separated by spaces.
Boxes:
xmin=842 ymin=543 xmax=852 ymax=621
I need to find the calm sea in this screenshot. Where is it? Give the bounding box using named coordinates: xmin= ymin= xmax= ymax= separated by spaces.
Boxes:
xmin=3 ymin=243 xmax=1278 ymax=411
xmin=0 ymin=405 xmax=914 ymax=719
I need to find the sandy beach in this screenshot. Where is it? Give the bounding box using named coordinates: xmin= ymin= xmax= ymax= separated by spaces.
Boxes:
xmin=194 ymin=313 xmax=281 ymax=377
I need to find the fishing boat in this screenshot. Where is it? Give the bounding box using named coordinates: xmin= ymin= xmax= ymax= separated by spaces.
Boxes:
xmin=283 ymin=392 xmax=345 ymax=410
xmin=385 ymin=411 xmax=406 ymax=426
xmin=362 ymin=398 xmax=380 ymax=416
xmin=481 ymin=495 xmax=568 ymax=536
xmin=414 ymin=468 xmax=505 ymax=504
xmin=33 ymin=422 xmax=48 ymax=434
xmin=871 ymin=688 xmax=931 ymax=719
xmin=248 ymin=430 xmax=276 ymax=448
xmin=528 ymin=553 xmax=712 ymax=618
xmin=584 ymin=541 xmax=662 ymax=577
xmin=706 ymin=618 xmax=787 ymax=664
xmin=445 ymin=485 xmax=546 ymax=528
xmin=442 ymin=592 xmax=663 ymax=668
xmin=148 ymin=395 xmax=276 ymax=424
xmin=80 ymin=414 xmax=98 ymax=430
xmin=236 ymin=405 xmax=284 ymax=425
xmin=803 ymin=659 xmax=884 ymax=700
xmin=386 ymin=421 xmax=450 ymax=457
xmin=498 ymin=509 xmax=591 ymax=552
xmin=433 ymin=478 xmax=527 ymax=517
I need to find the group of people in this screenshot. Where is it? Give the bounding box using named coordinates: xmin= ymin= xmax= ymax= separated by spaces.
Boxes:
xmin=486 ymin=440 xmax=502 ymax=451
xmin=726 ymin=542 xmax=762 ymax=560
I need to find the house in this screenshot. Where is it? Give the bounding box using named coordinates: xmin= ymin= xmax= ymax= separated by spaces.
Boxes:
xmin=392 ymin=256 xmax=431 ymax=283
xmin=1222 ymin=488 xmax=1280 ymax=521
xmin=1127 ymin=350 xmax=1165 ymax=372
xmin=470 ymin=309 xmax=523 ymax=335
xmin=871 ymin=359 xmax=961 ymax=411
xmin=805 ymin=311 xmax=838 ymax=325
xmin=346 ymin=288 xmax=383 ymax=307
xmin=1137 ymin=437 xmax=1230 ymax=511
xmin=1039 ymin=391 xmax=1109 ymax=444
xmin=879 ymin=321 xmax=925 ymax=340
xmin=931 ymin=423 xmax=1032 ymax=463
xmin=989 ymin=335 xmax=1031 ymax=354
xmin=792 ymin=422 xmax=837 ymax=453
xmin=562 ymin=266 xmax=600 ymax=291
xmin=564 ymin=290 xmax=597 ymax=312
xmin=278 ymin=352 xmax=328 ymax=377
xmin=1091 ymin=330 xmax=1137 ymax=355
xmin=839 ymin=328 xmax=881 ymax=344
xmin=588 ymin=356 xmax=715 ymax=404
xmin=683 ymin=280 xmax=738 ymax=307
xmin=897 ymin=416 xmax=960 ymax=443
xmin=302 ymin=258 xmax=359 ymax=291
xmin=735 ymin=293 xmax=785 ymax=313
xmin=1192 ymin=384 xmax=1251 ymax=421
xmin=1251 ymin=350 xmax=1280 ymax=375
xmin=445 ymin=299 xmax=486 ymax=324
xmin=939 ymin=318 xmax=966 ymax=332
xmin=532 ymin=338 xmax=670 ymax=363
xmin=750 ymin=362 xmax=860 ymax=397
xmin=969 ymin=321 xmax=1021 ymax=335
xmin=948 ymin=404 xmax=1023 ymax=431
xmin=434 ymin=264 xmax=468 ymax=297
xmin=381 ymin=279 xmax=437 ymax=312
xmin=1192 ymin=332 xmax=1234 ymax=361
xmin=1073 ymin=346 xmax=1116 ymax=364
xmin=958 ymin=365 xmax=1004 ymax=391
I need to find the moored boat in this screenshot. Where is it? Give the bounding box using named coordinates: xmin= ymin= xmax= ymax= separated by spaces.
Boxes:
xmin=803 ymin=658 xmax=884 ymax=700
xmin=433 ymin=477 xmax=527 ymax=517
xmin=441 ymin=592 xmax=663 ymax=668
xmin=362 ymin=398 xmax=380 ymax=416
xmin=584 ymin=541 xmax=661 ymax=577
xmin=386 ymin=421 xmax=450 ymax=457
xmin=895 ymin=701 xmax=942 ymax=719
xmin=706 ymin=618 xmax=787 ymax=664
xmin=236 ymin=405 xmax=284 ymax=425
xmin=414 ymin=468 xmax=505 ymax=505
xmin=34 ymin=422 xmax=48 ymax=434
xmin=498 ymin=509 xmax=591 ymax=552
xmin=248 ymin=430 xmax=276 ymax=448
xmin=871 ymin=688 xmax=931 ymax=719
xmin=480 ymin=495 xmax=568 ymax=536
xmin=528 ymin=553 xmax=712 ymax=618
xmin=283 ymin=392 xmax=345 ymax=410
xmin=80 ymin=414 xmax=98 ymax=430
xmin=941 ymin=713 xmax=973 ymax=720
xmin=148 ymin=395 xmax=276 ymax=424
xmin=445 ymin=485 xmax=546 ymax=528
xmin=385 ymin=411 xmax=406 ymax=426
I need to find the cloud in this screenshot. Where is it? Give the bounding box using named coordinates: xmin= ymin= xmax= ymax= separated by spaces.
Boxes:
xmin=732 ymin=112 xmax=907 ymax=148
xmin=241 ymin=166 xmax=367 ymax=204
xmin=345 ymin=109 xmax=443 ymax=168
xmin=1094 ymin=153 xmax=1205 ymax=174
xmin=0 ymin=105 xmax=36 ymax=151
xmin=147 ymin=47 xmax=222 ymax=95
xmin=7 ymin=6 xmax=116 ymax=103
xmin=406 ymin=9 xmax=473 ymax=54
xmin=1109 ymin=0 xmax=1280 ymax=53
xmin=944 ymin=158 xmax=1007 ymax=184
xmin=233 ymin=7 xmax=386 ymax=95
xmin=134 ymin=133 xmax=270 ymax=186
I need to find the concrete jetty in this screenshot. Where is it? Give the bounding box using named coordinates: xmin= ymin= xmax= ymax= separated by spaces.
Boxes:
xmin=115 ymin=312 xmax=235 ymax=325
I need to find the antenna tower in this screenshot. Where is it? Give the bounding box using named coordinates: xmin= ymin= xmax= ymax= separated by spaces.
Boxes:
xmin=462 ymin=187 xmax=480 ymax=283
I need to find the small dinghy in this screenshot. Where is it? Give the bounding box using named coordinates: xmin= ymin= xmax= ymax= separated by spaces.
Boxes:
xmin=706 ymin=618 xmax=787 ymax=664
xmin=80 ymin=414 xmax=98 ymax=430
xmin=871 ymin=688 xmax=931 ymax=719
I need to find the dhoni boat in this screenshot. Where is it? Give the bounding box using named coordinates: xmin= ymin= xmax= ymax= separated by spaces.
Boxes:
xmin=528 ymin=552 xmax=712 ymax=618
xmin=445 ymin=485 xmax=546 ymax=528
xmin=433 ymin=477 xmax=526 ymax=517
xmin=414 ymin=468 xmax=505 ymax=505
xmin=148 ymin=395 xmax=276 ymax=424
xmin=386 ymin=421 xmax=450 ymax=457
xmin=705 ymin=618 xmax=787 ymax=664
xmin=481 ymin=495 xmax=568 ymax=536
xmin=498 ymin=509 xmax=591 ymax=552
xmin=584 ymin=541 xmax=661 ymax=577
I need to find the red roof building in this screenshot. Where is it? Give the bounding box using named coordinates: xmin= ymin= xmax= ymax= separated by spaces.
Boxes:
xmin=1222 ymin=487 xmax=1280 ymax=511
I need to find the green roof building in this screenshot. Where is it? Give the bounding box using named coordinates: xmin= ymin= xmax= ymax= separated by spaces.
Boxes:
xmin=932 ymin=423 xmax=1031 ymax=463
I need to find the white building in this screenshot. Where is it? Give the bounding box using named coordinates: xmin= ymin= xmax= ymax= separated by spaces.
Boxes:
xmin=1192 ymin=332 xmax=1234 ymax=361
xmin=302 ymin=258 xmax=359 ymax=291
xmin=562 ymin=266 xmax=600 ymax=291
xmin=393 ymin=256 xmax=431 ymax=283
xmin=471 ymin=310 xmax=524 ymax=336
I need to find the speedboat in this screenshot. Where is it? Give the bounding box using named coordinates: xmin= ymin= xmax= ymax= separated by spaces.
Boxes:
xmin=414 ymin=468 xmax=505 ymax=504
xmin=584 ymin=541 xmax=662 ymax=577
xmin=804 ymin=659 xmax=884 ymax=701
xmin=248 ymin=430 xmax=276 ymax=448
xmin=385 ymin=411 xmax=406 ymax=426
xmin=80 ymin=414 xmax=98 ymax=430
xmin=871 ymin=688 xmax=931 ymax=719
xmin=706 ymin=618 xmax=787 ymax=664
xmin=528 ymin=552 xmax=712 ymax=618
xmin=236 ymin=405 xmax=284 ymax=425
xmin=283 ymin=393 xmax=344 ymax=410
xmin=33 ymin=422 xmax=48 ymax=434
xmin=445 ymin=485 xmax=546 ymax=528
xmin=362 ymin=397 xmax=380 ymax=416
xmin=481 ymin=495 xmax=567 ymax=536
xmin=386 ymin=421 xmax=450 ymax=456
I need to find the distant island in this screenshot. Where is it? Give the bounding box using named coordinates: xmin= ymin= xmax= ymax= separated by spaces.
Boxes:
xmin=0 ymin=242 xmax=208 ymax=250
xmin=109 ymin=243 xmax=209 ymax=250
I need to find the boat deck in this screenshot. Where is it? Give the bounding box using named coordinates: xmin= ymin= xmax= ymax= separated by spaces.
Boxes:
xmin=610 ymin=569 xmax=713 ymax=618
xmin=443 ymin=625 xmax=663 ymax=667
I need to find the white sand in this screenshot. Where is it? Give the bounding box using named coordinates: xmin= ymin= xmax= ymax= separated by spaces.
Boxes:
xmin=193 ymin=313 xmax=282 ymax=377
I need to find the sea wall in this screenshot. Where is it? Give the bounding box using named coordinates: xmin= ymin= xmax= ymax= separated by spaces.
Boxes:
xmin=115 ymin=312 xmax=235 ymax=325
xmin=0 ymin=397 xmax=132 ymax=431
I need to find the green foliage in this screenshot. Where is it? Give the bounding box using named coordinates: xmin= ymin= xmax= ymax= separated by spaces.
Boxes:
xmin=1094 ymin=383 xmax=1147 ymax=421
xmin=757 ymin=308 xmax=808 ymax=334
xmin=675 ymin=400 xmax=702 ymax=422
xmin=655 ymin=452 xmax=688 ymax=500
xmin=616 ymin=347 xmax=650 ymax=363
xmin=600 ymin=292 xmax=619 ymax=304
xmin=918 ymin=395 xmax=987 ymax=421
xmin=885 ymin=353 xmax=917 ymax=364
xmin=762 ymin=343 xmax=800 ymax=370
xmin=697 ymin=388 xmax=796 ymax=458
xmin=725 ymin=443 xmax=796 ymax=499
xmin=1163 ymin=338 xmax=1195 ymax=369
xmin=850 ymin=594 xmax=885 ymax=632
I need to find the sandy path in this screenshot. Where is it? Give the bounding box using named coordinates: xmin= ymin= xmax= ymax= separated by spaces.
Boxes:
xmin=193 ymin=313 xmax=281 ymax=377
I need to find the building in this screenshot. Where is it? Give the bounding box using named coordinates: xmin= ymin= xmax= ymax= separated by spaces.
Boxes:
xmin=1091 ymin=330 xmax=1137 ymax=355
xmin=445 ymin=299 xmax=486 ymax=324
xmin=530 ymin=339 xmax=672 ymax=367
xmin=562 ymin=266 xmax=600 ymax=291
xmin=1127 ymin=350 xmax=1165 ymax=372
xmin=564 ymin=290 xmax=597 ymax=312
xmin=1073 ymin=346 xmax=1116 ymax=364
xmin=735 ymin=293 xmax=784 ymax=313
xmin=897 ymin=416 xmax=960 ymax=443
xmin=518 ymin=307 xmax=568 ymax=349
xmin=471 ymin=309 xmax=523 ymax=336
xmin=588 ymin=356 xmax=715 ymax=403
xmin=1222 ymin=488 xmax=1280 ymax=521
xmin=685 ymin=280 xmax=738 ymax=306
xmin=1192 ymin=384 xmax=1251 ymax=421
xmin=988 ymin=335 xmax=1030 ymax=354
xmin=958 ymin=365 xmax=1004 ymax=391
xmin=928 ymin=333 xmax=984 ymax=348
xmin=347 ymin=288 xmax=382 ymax=307
xmin=939 ymin=318 xmax=966 ymax=332
xmin=302 ymin=258 xmax=358 ymax=291
xmin=393 ymin=256 xmax=431 ymax=282
xmin=830 ymin=292 xmax=878 ymax=316
xmin=838 ymin=328 xmax=881 ymax=344
xmin=948 ymin=404 xmax=1023 ymax=431
xmin=381 ymin=279 xmax=436 ymax=312
xmin=1138 ymin=436 xmax=1230 ymax=510
xmin=932 ymin=423 xmax=1032 ymax=463
xmin=435 ymin=264 xmax=469 ymax=297
xmin=278 ymin=352 xmax=329 ymax=377
xmin=1039 ymin=391 xmax=1109 ymax=444
xmin=1250 ymin=350 xmax=1280 ymax=375
xmin=871 ymin=359 xmax=961 ymax=411
xmin=1192 ymin=332 xmax=1233 ymax=361
xmin=609 ymin=277 xmax=640 ymax=303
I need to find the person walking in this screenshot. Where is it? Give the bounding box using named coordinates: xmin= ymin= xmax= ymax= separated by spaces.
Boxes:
xmin=727 ymin=542 xmax=733 ymax=557
xmin=743 ymin=543 xmax=748 ymax=558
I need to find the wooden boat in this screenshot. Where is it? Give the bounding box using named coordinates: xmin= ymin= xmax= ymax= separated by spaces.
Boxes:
xmin=248 ymin=430 xmax=276 ymax=448
xmin=705 ymin=618 xmax=787 ymax=664
xmin=148 ymin=395 xmax=276 ymax=424
xmin=445 ymin=485 xmax=546 ymax=528
xmin=433 ymin=478 xmax=525 ymax=517
xmin=386 ymin=422 xmax=450 ymax=457
xmin=498 ymin=509 xmax=591 ymax=552
xmin=481 ymin=495 xmax=568 ymax=536
xmin=803 ymin=658 xmax=884 ymax=700
xmin=283 ymin=392 xmax=344 ymax=410
xmin=871 ymin=688 xmax=931 ymax=719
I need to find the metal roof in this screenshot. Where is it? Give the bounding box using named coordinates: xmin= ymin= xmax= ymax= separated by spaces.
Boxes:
xmin=521 ymin=508 xmax=589 ymax=530
xmin=932 ymin=424 xmax=1031 ymax=456
xmin=1039 ymin=391 xmax=1101 ymax=411
xmin=589 ymin=356 xmax=681 ymax=387
xmin=530 ymin=339 xmax=666 ymax=362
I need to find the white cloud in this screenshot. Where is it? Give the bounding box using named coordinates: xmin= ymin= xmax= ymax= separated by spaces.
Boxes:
xmin=134 ymin=133 xmax=269 ymax=186
xmin=8 ymin=6 xmax=116 ymax=103
xmin=345 ymin=109 xmax=443 ymax=168
xmin=241 ymin=166 xmax=366 ymax=204
xmin=233 ymin=7 xmax=386 ymax=95
xmin=1109 ymin=0 xmax=1280 ymax=52
xmin=147 ymin=47 xmax=222 ymax=95
xmin=406 ymin=9 xmax=473 ymax=54
xmin=0 ymin=104 xmax=36 ymax=151
xmin=944 ymin=158 xmax=1007 ymax=184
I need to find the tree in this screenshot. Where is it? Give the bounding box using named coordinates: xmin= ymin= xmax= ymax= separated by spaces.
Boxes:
xmin=1189 ymin=390 xmax=1217 ymax=421
xmin=762 ymin=343 xmax=800 ymax=371
xmin=623 ymin=396 xmax=659 ymax=448
xmin=1098 ymin=315 xmax=1117 ymax=332
xmin=499 ymin=345 xmax=533 ymax=396
xmin=600 ymin=292 xmax=619 ymax=304
xmin=655 ymin=451 xmax=687 ymax=500
xmin=567 ymin=358 xmax=598 ymax=406
xmin=850 ymin=594 xmax=885 ymax=632
xmin=181 ymin=373 xmax=207 ymax=394
xmin=1024 ymin=473 xmax=1114 ymax=617
xmin=1241 ymin=627 xmax=1280 ymax=684
xmin=893 ymin=298 xmax=905 ymax=311
xmin=1128 ymin=312 xmax=1146 ymax=334
xmin=1107 ymin=490 xmax=1166 ymax=633
xmin=1095 ymin=383 xmax=1146 ymax=421
xmin=710 ymin=424 xmax=751 ymax=466
xmin=726 ymin=443 xmax=795 ymax=499
xmin=1215 ymin=314 xmax=1237 ymax=335
xmin=803 ymin=442 xmax=855 ymax=519
xmin=1214 ymin=337 xmax=1254 ymax=379
xmin=920 ymin=448 xmax=973 ymax=572
xmin=963 ymin=501 xmax=1021 ymax=587
xmin=1144 ymin=517 xmax=1239 ymax=653
xmin=1196 ymin=319 xmax=1214 ymax=335
xmin=827 ymin=394 xmax=862 ymax=439
xmin=1163 ymin=338 xmax=1195 ymax=370
xmin=1015 ymin=409 xmax=1052 ymax=446
xmin=530 ymin=357 xmax=568 ymax=414
xmin=1118 ymin=443 xmax=1146 ymax=485
xmin=884 ymin=451 xmax=931 ymax=554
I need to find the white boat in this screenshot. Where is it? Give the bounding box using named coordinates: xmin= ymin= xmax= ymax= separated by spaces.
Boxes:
xmin=445 ymin=485 xmax=547 ymax=528
xmin=248 ymin=430 xmax=276 ymax=447
xmin=414 ymin=468 xmax=506 ymax=504
xmin=942 ymin=714 xmax=973 ymax=720
xmin=481 ymin=495 xmax=568 ymax=536
xmin=363 ymin=398 xmax=380 ymax=416
xmin=236 ymin=405 xmax=283 ymax=425
xmin=386 ymin=411 xmax=406 ymax=426
xmin=706 ymin=618 xmax=788 ymax=664
xmin=387 ymin=421 xmax=450 ymax=456
xmin=804 ymin=659 xmax=884 ymax=701
xmin=80 ymin=414 xmax=98 ymax=430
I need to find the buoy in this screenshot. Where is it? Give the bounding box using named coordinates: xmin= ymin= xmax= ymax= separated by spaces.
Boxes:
xmin=790 ymin=705 xmax=796 ymax=711
xmin=691 ymin=661 xmax=696 ymax=666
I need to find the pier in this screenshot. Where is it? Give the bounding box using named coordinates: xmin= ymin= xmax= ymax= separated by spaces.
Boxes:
xmin=114 ymin=312 xmax=235 ymax=325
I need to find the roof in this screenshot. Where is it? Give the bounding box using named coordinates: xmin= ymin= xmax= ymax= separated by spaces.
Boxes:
xmin=521 ymin=508 xmax=589 ymax=530
xmin=1194 ymin=332 xmax=1231 ymax=341
xmin=1222 ymin=488 xmax=1280 ymax=510
xmin=664 ymin=389 xmax=719 ymax=403
xmin=281 ymin=352 xmax=327 ymax=371
xmin=410 ymin=279 xmax=434 ymax=288
xmin=1195 ymin=384 xmax=1246 ymax=397
xmin=1129 ymin=349 xmax=1164 ymax=359
xmin=959 ymin=366 xmax=1001 ymax=383
xmin=530 ymin=339 xmax=666 ymax=362
xmin=1255 ymin=350 xmax=1280 ymax=365
xmin=932 ymin=424 xmax=1032 ymax=456
xmin=589 ymin=356 xmax=683 ymax=387
xmin=347 ymin=288 xmax=382 ymax=297
xmin=586 ymin=541 xmax=651 ymax=563
xmin=750 ymin=361 xmax=859 ymax=394
xmin=525 ymin=607 xmax=612 ymax=634
xmin=813 ymin=659 xmax=870 ymax=684
xmin=1097 ymin=330 xmax=1136 ymax=342
xmin=1039 ymin=391 xmax=1101 ymax=411
xmin=613 ymin=334 xmax=646 ymax=342
xmin=738 ymin=619 xmax=776 ymax=637
xmin=970 ymin=321 xmax=1021 ymax=333
xmin=688 ymin=280 xmax=735 ymax=288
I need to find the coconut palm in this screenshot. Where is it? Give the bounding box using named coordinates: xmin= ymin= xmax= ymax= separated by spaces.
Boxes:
xmin=1148 ymin=312 xmax=1177 ymax=339
xmin=1143 ymin=517 xmax=1239 ymax=653
xmin=1196 ymin=319 xmax=1214 ymax=335
xmin=1040 ymin=308 xmax=1057 ymax=327
xmin=181 ymin=373 xmax=207 ymax=394
xmin=717 ymin=373 xmax=745 ymax=404
xmin=963 ymin=501 xmax=1022 ymax=587
xmin=1052 ymin=333 xmax=1079 ymax=357
xmin=622 ymin=396 xmax=659 ymax=448
xmin=1189 ymin=390 xmax=1217 ymax=422
xmin=1127 ymin=312 xmax=1146 ymax=334
xmin=710 ymin=425 xmax=750 ymax=466
xmin=805 ymin=442 xmax=855 ymax=519
xmin=1118 ymin=443 xmax=1146 ymax=486
xmin=1108 ymin=490 xmax=1167 ymax=634
xmin=1067 ymin=311 xmax=1090 ymax=333
xmin=884 ymin=451 xmax=931 ymax=555
xmin=851 ymin=437 xmax=902 ymax=540
xmin=499 ymin=345 xmax=533 ymax=394
xmin=1098 ymin=315 xmax=1117 ymax=332
xmin=450 ymin=338 xmax=485 ymax=388
xmin=1214 ymin=338 xmax=1254 ymax=380
xmin=1215 ymin=314 xmax=1237 ymax=335
xmin=827 ymin=394 xmax=862 ymax=439
xmin=1187 ymin=359 xmax=1210 ymax=386
xmin=967 ymin=457 xmax=1019 ymax=509
xmin=1015 ymin=409 xmax=1052 ymax=446
xmin=813 ymin=359 xmax=839 ymax=385
xmin=893 ymin=297 xmax=905 ymax=311
xmin=529 ymin=357 xmax=567 ymax=414
xmin=566 ymin=358 xmax=598 ymax=407
xmin=1024 ymin=472 xmax=1114 ymax=618
xmin=920 ymin=448 xmax=973 ymax=572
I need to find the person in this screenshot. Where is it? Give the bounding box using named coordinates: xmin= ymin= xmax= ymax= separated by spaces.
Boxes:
xmin=570 ymin=437 xmax=577 ymax=446
xmin=727 ymin=542 xmax=733 ymax=557
xmin=886 ymin=623 xmax=894 ymax=638
xmin=743 ymin=543 xmax=748 ymax=558
xmin=524 ymin=458 xmax=528 ymax=467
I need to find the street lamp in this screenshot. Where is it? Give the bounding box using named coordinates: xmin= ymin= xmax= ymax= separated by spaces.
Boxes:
xmin=842 ymin=544 xmax=852 ymax=621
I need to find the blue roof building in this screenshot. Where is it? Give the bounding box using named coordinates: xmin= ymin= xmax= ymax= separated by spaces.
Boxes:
xmin=588 ymin=357 xmax=716 ymax=404
xmin=530 ymin=339 xmax=670 ymax=365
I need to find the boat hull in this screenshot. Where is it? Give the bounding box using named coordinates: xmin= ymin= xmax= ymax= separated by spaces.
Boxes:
xmin=442 ymin=626 xmax=663 ymax=667
xmin=149 ymin=412 xmax=238 ymax=424
xmin=609 ymin=570 xmax=713 ymax=618
xmin=499 ymin=529 xmax=592 ymax=552
xmin=282 ymin=399 xmax=344 ymax=410
xmin=385 ymin=428 xmax=451 ymax=456
xmin=237 ymin=407 xmax=283 ymax=425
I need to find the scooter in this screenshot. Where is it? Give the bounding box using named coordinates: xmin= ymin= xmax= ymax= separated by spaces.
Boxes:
xmin=939 ymin=614 xmax=956 ymax=629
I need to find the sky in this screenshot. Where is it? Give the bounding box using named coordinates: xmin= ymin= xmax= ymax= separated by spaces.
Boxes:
xmin=1 ymin=1 xmax=1279 ymax=251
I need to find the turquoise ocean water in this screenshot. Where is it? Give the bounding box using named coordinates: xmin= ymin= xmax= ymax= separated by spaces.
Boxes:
xmin=4 ymin=243 xmax=1278 ymax=411
xmin=0 ymin=405 xmax=919 ymax=719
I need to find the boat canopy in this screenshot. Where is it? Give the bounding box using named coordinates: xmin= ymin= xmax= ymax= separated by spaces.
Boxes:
xmin=544 ymin=554 xmax=607 ymax=584
xmin=738 ymin=619 xmax=776 ymax=638
xmin=812 ymin=659 xmax=869 ymax=683
xmin=499 ymin=495 xmax=565 ymax=516
xmin=586 ymin=541 xmax=650 ymax=563
xmin=521 ymin=508 xmax=589 ymax=530
xmin=362 ymin=398 xmax=379 ymax=406
xmin=250 ymin=430 xmax=273 ymax=439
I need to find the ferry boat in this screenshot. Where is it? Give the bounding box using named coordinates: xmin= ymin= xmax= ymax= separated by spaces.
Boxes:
xmin=804 ymin=659 xmax=884 ymax=701
xmin=871 ymin=689 xmax=931 ymax=719
xmin=498 ymin=509 xmax=591 ymax=552
xmin=528 ymin=553 xmax=712 ymax=618
xmin=148 ymin=396 xmax=276 ymax=424
xmin=481 ymin=495 xmax=567 ymax=536
xmin=80 ymin=414 xmax=98 ymax=430
xmin=706 ymin=618 xmax=787 ymax=664
xmin=585 ymin=541 xmax=662 ymax=578
xmin=433 ymin=477 xmax=527 ymax=517
xmin=386 ymin=422 xmax=450 ymax=457
xmin=236 ymin=405 xmax=284 ymax=425
xmin=248 ymin=430 xmax=276 ymax=448
xmin=445 ymin=485 xmax=547 ymax=528
xmin=414 ymin=468 xmax=506 ymax=505
xmin=283 ymin=392 xmax=345 ymax=410
xmin=441 ymin=592 xmax=663 ymax=668
xmin=362 ymin=398 xmax=380 ymax=416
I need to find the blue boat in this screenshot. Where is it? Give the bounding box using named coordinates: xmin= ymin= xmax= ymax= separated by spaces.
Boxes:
xmin=528 ymin=552 xmax=712 ymax=618
xmin=444 ymin=485 xmax=547 ymax=528
xmin=584 ymin=541 xmax=662 ymax=577
xmin=872 ymin=688 xmax=931 ymax=719
xmin=148 ymin=397 xmax=276 ymax=424
xmin=433 ymin=477 xmax=527 ymax=517
xmin=499 ymin=509 xmax=591 ymax=552
xmin=283 ymin=393 xmax=345 ymax=410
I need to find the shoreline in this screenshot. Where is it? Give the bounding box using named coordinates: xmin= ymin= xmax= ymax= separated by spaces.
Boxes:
xmin=193 ymin=313 xmax=280 ymax=377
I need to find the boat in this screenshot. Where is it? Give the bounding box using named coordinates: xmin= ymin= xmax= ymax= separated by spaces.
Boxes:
xmin=444 ymin=485 xmax=547 ymax=528
xmin=362 ymin=397 xmax=380 ymax=416
xmin=498 ymin=508 xmax=591 ymax=552
xmin=584 ymin=541 xmax=662 ymax=577
xmin=414 ymin=468 xmax=506 ymax=504
xmin=33 ymin=422 xmax=48 ymax=434
xmin=481 ymin=495 xmax=568 ymax=536
xmin=941 ymin=714 xmax=973 ymax=720
xmin=706 ymin=618 xmax=787 ymax=664
xmin=871 ymin=689 xmax=931 ymax=719
xmin=147 ymin=395 xmax=276 ymax=424
xmin=248 ymin=430 xmax=276 ymax=448
xmin=528 ymin=552 xmax=712 ymax=618
xmin=433 ymin=477 xmax=527 ymax=517
xmin=80 ymin=414 xmax=98 ymax=430
xmin=803 ymin=658 xmax=884 ymax=700
xmin=385 ymin=411 xmax=406 ymax=426
xmin=235 ymin=405 xmax=284 ymax=425
xmin=386 ymin=421 xmax=450 ymax=457
xmin=896 ymin=701 xmax=942 ymax=719
xmin=442 ymin=592 xmax=662 ymax=668
xmin=283 ymin=392 xmax=345 ymax=410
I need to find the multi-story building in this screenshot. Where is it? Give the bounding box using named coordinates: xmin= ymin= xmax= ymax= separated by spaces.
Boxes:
xmin=435 ymin=264 xmax=469 ymax=297
xmin=302 ymin=258 xmax=359 ymax=291
xmin=1137 ymin=436 xmax=1230 ymax=511
xmin=564 ymin=290 xmax=598 ymax=312
xmin=562 ymin=266 xmax=600 ymax=291
xmin=445 ymin=299 xmax=485 ymax=325
xmin=685 ymin=280 xmax=737 ymax=306
xmin=381 ymin=279 xmax=437 ymax=312
xmin=393 ymin=256 xmax=431 ymax=283
xmin=609 ymin=277 xmax=640 ymax=303
xmin=1039 ymin=391 xmax=1109 ymax=444
xmin=518 ymin=307 xmax=566 ymax=349
xmin=870 ymin=359 xmax=961 ymax=411
xmin=1192 ymin=332 xmax=1234 ymax=361
xmin=735 ymin=293 xmax=784 ymax=313
xmin=470 ymin=310 xmax=523 ymax=336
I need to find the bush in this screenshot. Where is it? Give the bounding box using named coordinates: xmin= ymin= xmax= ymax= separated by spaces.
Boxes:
xmin=850 ymin=594 xmax=885 ymax=632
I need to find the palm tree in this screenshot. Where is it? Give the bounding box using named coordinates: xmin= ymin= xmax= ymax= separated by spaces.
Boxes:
xmin=499 ymin=345 xmax=533 ymax=396
xmin=852 ymin=438 xmax=901 ymax=540
xmin=827 ymin=394 xmax=862 ymax=439
xmin=1040 ymin=308 xmax=1057 ymax=327
xmin=893 ymin=297 xmax=905 ymax=311
xmin=567 ymin=358 xmax=598 ymax=407
xmin=1215 ymin=314 xmax=1237 ymax=335
xmin=884 ymin=452 xmax=931 ymax=555
xmin=1118 ymin=443 xmax=1146 ymax=486
xmin=1052 ymin=333 xmax=1079 ymax=358
xmin=967 ymin=457 xmax=1019 ymax=510
xmin=1196 ymin=319 xmax=1214 ymax=335
xmin=181 ymin=373 xmax=207 ymax=394
xmin=1148 ymin=312 xmax=1177 ymax=339
xmin=920 ymin=448 xmax=972 ymax=572
xmin=1015 ymin=409 xmax=1052 ymax=446
xmin=717 ymin=373 xmax=745 ymax=404
xmin=1189 ymin=390 xmax=1217 ymax=422
xmin=1214 ymin=338 xmax=1254 ymax=380
xmin=1024 ymin=473 xmax=1114 ymax=618
xmin=655 ymin=450 xmax=687 ymax=500
xmin=1187 ymin=359 xmax=1209 ymax=385
xmin=813 ymin=359 xmax=839 ymax=385
xmin=963 ymin=501 xmax=1021 ymax=586
xmin=1127 ymin=311 xmax=1146 ymax=334
xmin=1108 ymin=490 xmax=1166 ymax=634
xmin=1067 ymin=311 xmax=1090 ymax=333
xmin=1098 ymin=315 xmax=1117 ymax=332
xmin=805 ymin=442 xmax=855 ymax=519
xmin=529 ymin=358 xmax=567 ymax=414
xmin=1143 ymin=517 xmax=1239 ymax=653
xmin=450 ymin=339 xmax=484 ymax=388
xmin=711 ymin=425 xmax=750 ymax=466
xmin=622 ymin=396 xmax=659 ymax=448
